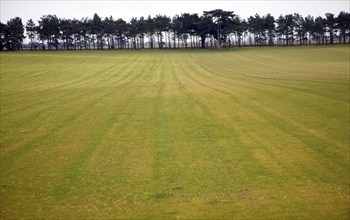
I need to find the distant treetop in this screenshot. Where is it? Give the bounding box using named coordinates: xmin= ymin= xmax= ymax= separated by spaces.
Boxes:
xmin=0 ymin=9 xmax=349 ymax=51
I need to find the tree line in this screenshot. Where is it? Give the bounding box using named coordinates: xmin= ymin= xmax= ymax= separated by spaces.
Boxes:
xmin=0 ymin=9 xmax=349 ymax=51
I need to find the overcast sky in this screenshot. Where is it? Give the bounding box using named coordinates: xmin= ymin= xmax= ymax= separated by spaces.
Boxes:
xmin=1 ymin=0 xmax=349 ymax=24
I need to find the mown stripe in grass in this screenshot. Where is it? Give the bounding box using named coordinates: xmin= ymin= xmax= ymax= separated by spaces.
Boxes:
xmin=0 ymin=55 xmax=139 ymax=150
xmin=0 ymin=55 xmax=146 ymax=165
xmin=148 ymin=55 xmax=186 ymax=201
xmin=175 ymin=53 xmax=348 ymax=185
xmin=170 ymin=58 xmax=271 ymax=201
xmin=184 ymin=54 xmax=348 ymax=167
xmin=0 ymin=54 xmax=138 ymax=117
xmin=193 ymin=58 xmax=349 ymax=155
xmin=1 ymin=47 xmax=348 ymax=219
xmin=197 ymin=50 xmax=349 ymax=104
xmin=52 ymin=54 xmax=157 ymax=197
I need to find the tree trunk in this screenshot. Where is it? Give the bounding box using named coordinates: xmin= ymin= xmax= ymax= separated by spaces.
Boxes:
xmin=216 ymin=26 xmax=221 ymax=49
xmin=74 ymin=35 xmax=77 ymax=49
xmin=168 ymin=32 xmax=171 ymax=49
xmin=30 ymin=37 xmax=33 ymax=50
xmin=200 ymin=36 xmax=206 ymax=48
xmin=330 ymin=30 xmax=333 ymax=44
xmin=157 ymin=34 xmax=160 ymax=48
xmin=309 ymin=33 xmax=311 ymax=45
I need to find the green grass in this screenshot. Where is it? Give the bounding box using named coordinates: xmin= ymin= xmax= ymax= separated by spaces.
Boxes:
xmin=1 ymin=45 xmax=349 ymax=219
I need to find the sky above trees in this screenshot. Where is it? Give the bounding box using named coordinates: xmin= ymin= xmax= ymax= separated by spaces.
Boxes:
xmin=1 ymin=0 xmax=349 ymax=25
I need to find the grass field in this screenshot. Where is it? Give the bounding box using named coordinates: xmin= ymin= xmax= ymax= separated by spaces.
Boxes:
xmin=1 ymin=46 xmax=349 ymax=219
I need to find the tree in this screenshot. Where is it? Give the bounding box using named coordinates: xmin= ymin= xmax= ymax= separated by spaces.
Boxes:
xmin=38 ymin=15 xmax=60 ymax=49
xmin=91 ymin=13 xmax=103 ymax=49
xmin=187 ymin=13 xmax=199 ymax=48
xmin=232 ymin=16 xmax=247 ymax=47
xmin=0 ymin=22 xmax=7 ymax=50
xmin=248 ymin=14 xmax=265 ymax=46
xmin=104 ymin=16 xmax=116 ymax=49
xmin=303 ymin=15 xmax=315 ymax=45
xmin=3 ymin=10 xmax=348 ymax=51
xmin=314 ymin=16 xmax=326 ymax=44
xmin=336 ymin=11 xmax=350 ymax=44
xmin=145 ymin=15 xmax=155 ymax=49
xmin=137 ymin=17 xmax=146 ymax=49
xmin=325 ymin=13 xmax=336 ymax=44
xmin=26 ymin=19 xmax=36 ymax=50
xmin=154 ymin=15 xmax=171 ymax=48
xmin=72 ymin=19 xmax=83 ymax=49
xmin=5 ymin=17 xmax=25 ymax=50
xmin=255 ymin=14 xmax=265 ymax=45
xmin=171 ymin=14 xmax=184 ymax=48
xmin=264 ymin=14 xmax=275 ymax=46
xmin=293 ymin=13 xmax=305 ymax=45
xmin=203 ymin=9 xmax=235 ymax=49
xmin=276 ymin=15 xmax=288 ymax=45
xmin=60 ymin=18 xmax=73 ymax=49
xmin=284 ymin=14 xmax=295 ymax=45
xmin=194 ymin=15 xmax=214 ymax=48
xmin=176 ymin=13 xmax=193 ymax=48
xmin=80 ymin=17 xmax=90 ymax=49
xmin=115 ymin=18 xmax=127 ymax=49
xmin=129 ymin=17 xmax=138 ymax=49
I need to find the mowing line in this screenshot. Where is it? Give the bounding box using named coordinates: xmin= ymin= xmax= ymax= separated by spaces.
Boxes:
xmin=180 ymin=53 xmax=348 ymax=167
xmin=0 ymin=54 xmax=139 ymax=117
xmin=0 ymin=55 xmax=137 ymax=123
xmin=171 ymin=57 xmax=266 ymax=201
xmin=0 ymin=55 xmax=148 ymax=161
xmin=175 ymin=53 xmax=347 ymax=184
xmin=52 ymin=53 xmax=158 ymax=197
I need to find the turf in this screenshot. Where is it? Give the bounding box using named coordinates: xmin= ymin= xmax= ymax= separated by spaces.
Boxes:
xmin=0 ymin=46 xmax=349 ymax=219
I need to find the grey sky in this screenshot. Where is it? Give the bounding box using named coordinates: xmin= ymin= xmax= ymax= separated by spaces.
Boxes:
xmin=1 ymin=0 xmax=349 ymax=24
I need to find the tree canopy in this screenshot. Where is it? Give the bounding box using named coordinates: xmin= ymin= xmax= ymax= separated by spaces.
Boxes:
xmin=0 ymin=9 xmax=349 ymax=51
